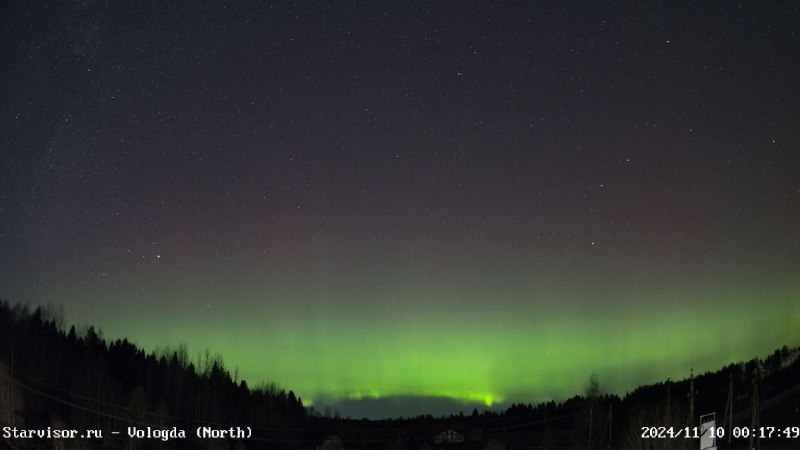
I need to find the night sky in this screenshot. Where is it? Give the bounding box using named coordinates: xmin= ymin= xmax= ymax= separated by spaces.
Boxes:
xmin=2 ymin=1 xmax=799 ymax=419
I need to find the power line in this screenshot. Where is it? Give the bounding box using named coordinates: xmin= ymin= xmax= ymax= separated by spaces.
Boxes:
xmin=0 ymin=359 xmax=589 ymax=443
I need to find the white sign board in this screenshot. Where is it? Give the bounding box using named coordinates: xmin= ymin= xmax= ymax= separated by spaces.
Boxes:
xmin=699 ymin=413 xmax=716 ymax=450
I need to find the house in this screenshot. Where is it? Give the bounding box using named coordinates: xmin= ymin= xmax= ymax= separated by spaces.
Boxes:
xmin=435 ymin=429 xmax=464 ymax=444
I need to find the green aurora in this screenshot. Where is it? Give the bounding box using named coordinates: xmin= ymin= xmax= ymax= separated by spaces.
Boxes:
xmin=60 ymin=273 xmax=800 ymax=412
xmin=3 ymin=0 xmax=800 ymax=421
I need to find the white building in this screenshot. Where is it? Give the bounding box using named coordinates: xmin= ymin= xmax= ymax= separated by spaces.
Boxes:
xmin=435 ymin=429 xmax=464 ymax=444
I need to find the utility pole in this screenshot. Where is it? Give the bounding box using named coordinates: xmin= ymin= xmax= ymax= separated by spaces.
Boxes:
xmin=608 ymin=403 xmax=612 ymax=448
xmin=689 ymin=369 xmax=694 ymax=425
xmin=666 ymin=379 xmax=671 ymax=420
xmin=749 ymin=376 xmax=760 ymax=450
xmin=724 ymin=373 xmax=733 ymax=448
xmin=589 ymin=399 xmax=593 ymax=450
xmin=682 ymin=370 xmax=694 ymax=450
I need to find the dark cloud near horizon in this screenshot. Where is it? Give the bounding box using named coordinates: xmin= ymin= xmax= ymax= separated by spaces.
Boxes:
xmin=318 ymin=395 xmax=501 ymax=420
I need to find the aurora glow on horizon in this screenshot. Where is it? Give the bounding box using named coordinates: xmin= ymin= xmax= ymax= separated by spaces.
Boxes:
xmin=2 ymin=1 xmax=799 ymax=419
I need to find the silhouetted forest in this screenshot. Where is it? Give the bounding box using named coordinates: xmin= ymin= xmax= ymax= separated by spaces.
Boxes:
xmin=1 ymin=299 xmax=798 ymax=450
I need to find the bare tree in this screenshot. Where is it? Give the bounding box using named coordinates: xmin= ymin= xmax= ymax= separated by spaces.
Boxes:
xmin=580 ymin=372 xmax=604 ymax=449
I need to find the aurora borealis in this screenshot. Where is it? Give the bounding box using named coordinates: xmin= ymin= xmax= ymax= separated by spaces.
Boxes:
xmin=2 ymin=1 xmax=799 ymax=418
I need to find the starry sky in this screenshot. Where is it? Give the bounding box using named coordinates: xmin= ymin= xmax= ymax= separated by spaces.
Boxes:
xmin=2 ymin=1 xmax=799 ymax=418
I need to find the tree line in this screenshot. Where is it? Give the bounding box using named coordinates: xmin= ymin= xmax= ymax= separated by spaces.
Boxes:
xmin=1 ymin=298 xmax=798 ymax=450
xmin=0 ymin=300 xmax=305 ymax=449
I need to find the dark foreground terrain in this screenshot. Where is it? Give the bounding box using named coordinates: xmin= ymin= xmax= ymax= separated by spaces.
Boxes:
xmin=1 ymin=300 xmax=798 ymax=449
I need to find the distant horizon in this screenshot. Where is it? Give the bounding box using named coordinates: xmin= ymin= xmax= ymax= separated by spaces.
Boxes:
xmin=9 ymin=298 xmax=798 ymax=420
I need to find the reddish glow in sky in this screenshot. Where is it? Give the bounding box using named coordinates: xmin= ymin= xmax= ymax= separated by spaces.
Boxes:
xmin=1 ymin=0 xmax=798 ymax=417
